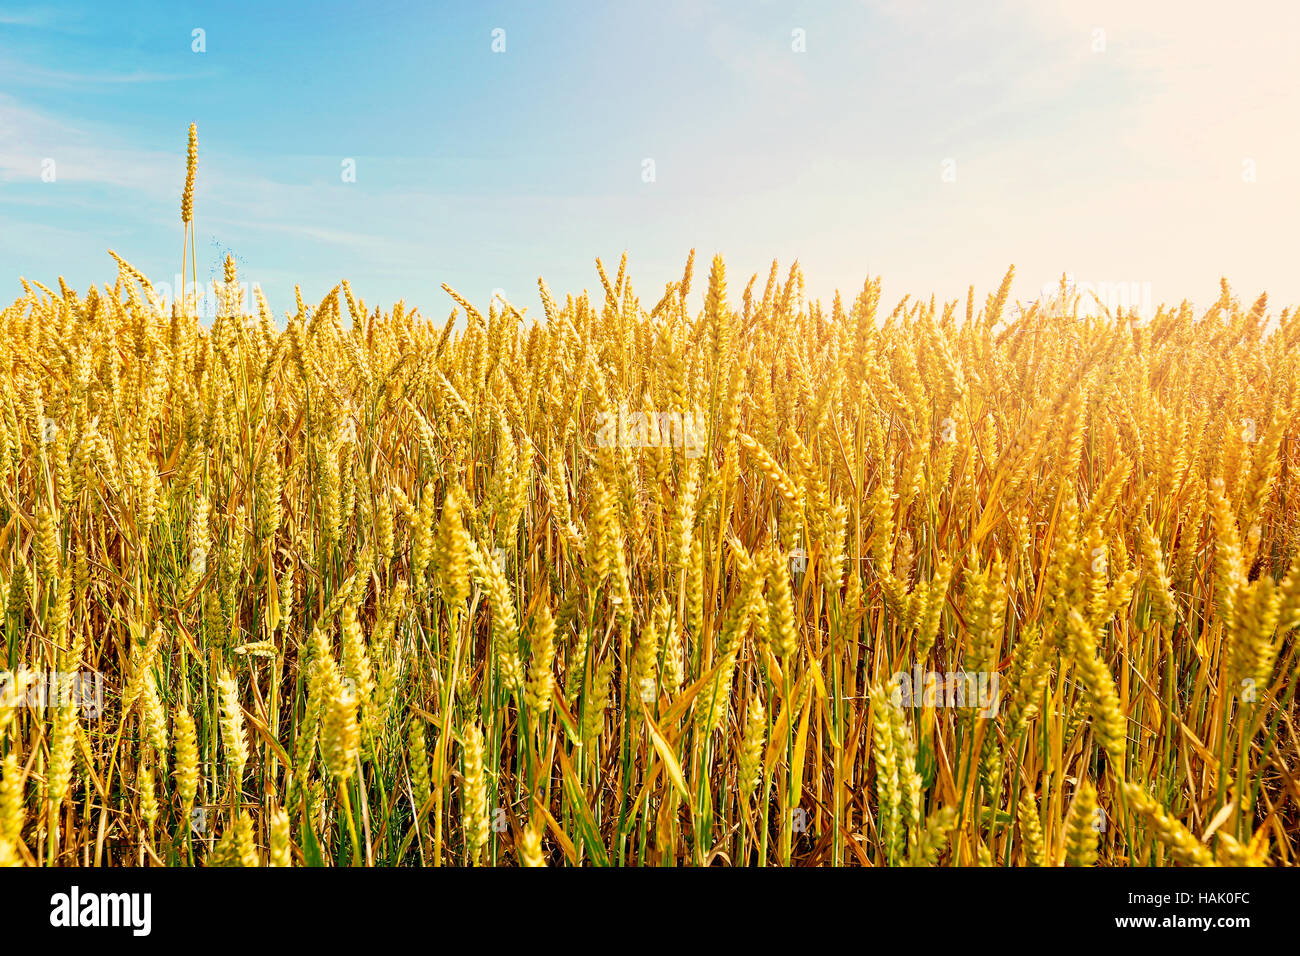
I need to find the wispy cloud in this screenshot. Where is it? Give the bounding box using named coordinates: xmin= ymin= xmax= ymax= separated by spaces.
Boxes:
xmin=0 ymin=57 xmax=204 ymax=88
xmin=706 ymin=23 xmax=809 ymax=94
xmin=0 ymin=94 xmax=178 ymax=189
xmin=0 ymin=7 xmax=58 ymax=27
xmin=3 ymin=0 xmax=1299 ymax=317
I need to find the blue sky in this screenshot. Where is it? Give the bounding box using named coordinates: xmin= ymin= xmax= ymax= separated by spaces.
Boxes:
xmin=2 ymin=0 xmax=1298 ymax=321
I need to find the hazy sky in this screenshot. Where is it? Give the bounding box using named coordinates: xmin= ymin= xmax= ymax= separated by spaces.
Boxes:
xmin=1 ymin=0 xmax=1297 ymax=321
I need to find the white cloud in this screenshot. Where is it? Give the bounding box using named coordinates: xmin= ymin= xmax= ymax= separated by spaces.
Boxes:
xmin=0 ymin=8 xmax=57 ymax=27
xmin=0 ymin=61 xmax=197 ymax=86
xmin=0 ymin=94 xmax=178 ymax=189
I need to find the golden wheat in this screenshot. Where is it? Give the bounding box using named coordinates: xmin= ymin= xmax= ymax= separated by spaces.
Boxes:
xmin=0 ymin=130 xmax=1297 ymax=868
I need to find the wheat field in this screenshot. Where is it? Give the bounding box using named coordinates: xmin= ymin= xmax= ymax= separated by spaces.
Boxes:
xmin=0 ymin=129 xmax=1297 ymax=867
